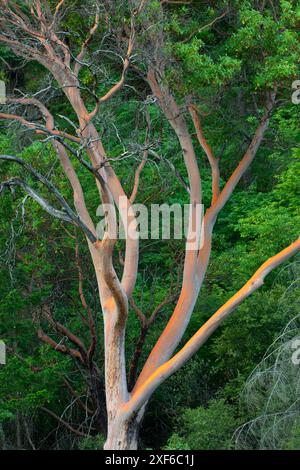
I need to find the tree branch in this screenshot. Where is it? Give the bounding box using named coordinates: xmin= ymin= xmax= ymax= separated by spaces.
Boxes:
xmin=125 ymin=238 xmax=300 ymax=415
xmin=134 ymin=69 xmax=202 ymax=389
xmin=74 ymin=6 xmax=100 ymax=77
xmin=130 ymin=109 xmax=151 ymax=203
xmin=37 ymin=328 xmax=84 ymax=363
xmin=62 ymin=377 xmax=94 ymax=416
xmin=210 ymin=90 xmax=277 ymax=217
xmin=39 ymin=406 xmax=89 ymax=438
xmin=0 ymin=108 xmax=80 ymax=143
xmin=189 ymin=104 xmax=220 ymax=205
xmin=87 ymin=18 xmax=135 ymax=120
xmin=0 ymin=155 xmax=97 ymax=243
xmin=0 ymin=177 xmax=74 ymax=223
xmin=75 ymin=238 xmax=97 ymax=364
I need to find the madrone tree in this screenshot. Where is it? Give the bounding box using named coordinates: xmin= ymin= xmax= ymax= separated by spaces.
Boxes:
xmin=0 ymin=0 xmax=299 ymax=449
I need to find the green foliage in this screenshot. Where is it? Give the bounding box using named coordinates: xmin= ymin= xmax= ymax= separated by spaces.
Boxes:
xmin=165 ymin=399 xmax=239 ymax=450
xmin=234 ymin=271 xmax=300 ymax=450
xmin=164 ymin=434 xmax=190 ymax=451
xmin=78 ymin=434 xmax=106 ymax=450
xmin=284 ymin=423 xmax=300 ymax=450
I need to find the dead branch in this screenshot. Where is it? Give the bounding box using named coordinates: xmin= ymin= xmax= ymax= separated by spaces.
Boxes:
xmin=39 ymin=406 xmax=90 ymax=438
xmin=0 ymin=155 xmax=97 ymax=243
xmin=62 ymin=377 xmax=94 ymax=416
xmin=37 ymin=328 xmax=84 ymax=363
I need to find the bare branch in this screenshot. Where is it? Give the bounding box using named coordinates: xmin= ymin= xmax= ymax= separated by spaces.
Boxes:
xmin=130 ymin=109 xmax=151 ymax=203
xmin=54 ymin=321 xmax=88 ymax=362
xmin=210 ymin=90 xmax=277 ymax=217
xmin=0 ymin=155 xmax=97 ymax=243
xmin=0 ymin=109 xmax=80 ymax=143
xmin=0 ymin=177 xmax=74 ymax=223
xmin=148 ymin=148 xmax=190 ymax=193
xmin=181 ymin=9 xmax=229 ymax=43
xmin=74 ymin=6 xmax=100 ymax=77
xmin=39 ymin=406 xmax=89 ymax=438
xmin=87 ymin=9 xmax=139 ymax=117
xmin=37 ymin=328 xmax=84 ymax=363
xmin=62 ymin=377 xmax=94 ymax=416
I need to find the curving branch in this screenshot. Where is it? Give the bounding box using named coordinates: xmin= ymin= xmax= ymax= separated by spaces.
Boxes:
xmin=87 ymin=41 xmax=135 ymax=121
xmin=125 ymin=238 xmax=300 ymax=415
xmin=189 ymin=104 xmax=220 ymax=205
xmin=0 ymin=177 xmax=74 ymax=223
xmin=53 ymin=321 xmax=88 ymax=363
xmin=134 ymin=69 xmax=202 ymax=390
xmin=0 ymin=155 xmax=97 ymax=243
xmin=39 ymin=406 xmax=89 ymax=438
xmin=37 ymin=328 xmax=84 ymax=363
xmin=209 ymin=89 xmax=277 ymax=218
xmin=74 ymin=6 xmax=100 ymax=77
xmin=1 ymin=96 xmax=97 ymax=240
xmin=181 ymin=8 xmax=229 ymax=43
xmin=0 ymin=109 xmax=80 ymax=143
xmin=130 ymin=109 xmax=151 ymax=203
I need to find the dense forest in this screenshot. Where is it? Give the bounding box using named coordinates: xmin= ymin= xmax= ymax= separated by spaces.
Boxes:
xmin=0 ymin=0 xmax=299 ymax=451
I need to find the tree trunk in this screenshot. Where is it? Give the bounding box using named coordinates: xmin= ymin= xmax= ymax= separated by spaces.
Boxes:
xmin=104 ymin=411 xmax=144 ymax=450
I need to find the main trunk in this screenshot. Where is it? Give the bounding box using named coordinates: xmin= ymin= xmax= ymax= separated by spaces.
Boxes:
xmin=104 ymin=417 xmax=139 ymax=450
xmin=104 ymin=410 xmax=144 ymax=450
xmin=102 ymin=297 xmax=141 ymax=450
